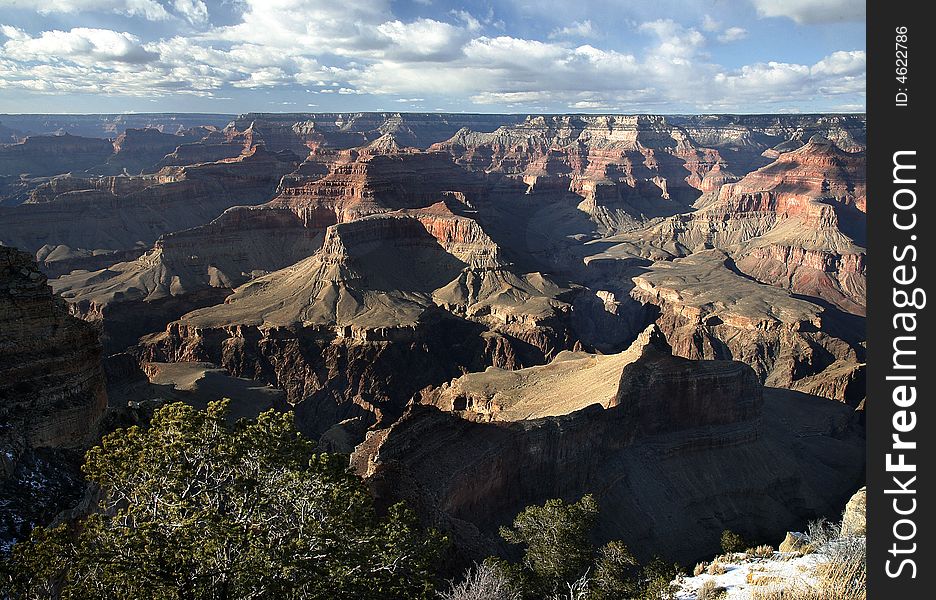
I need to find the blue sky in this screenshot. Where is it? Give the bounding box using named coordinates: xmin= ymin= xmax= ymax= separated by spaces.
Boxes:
xmin=0 ymin=0 xmax=865 ymax=114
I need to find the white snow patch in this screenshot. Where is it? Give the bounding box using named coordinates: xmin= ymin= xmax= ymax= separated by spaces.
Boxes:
xmin=674 ymin=552 xmax=826 ymax=599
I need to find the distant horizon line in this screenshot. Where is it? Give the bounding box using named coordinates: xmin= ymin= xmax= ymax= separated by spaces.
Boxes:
xmin=1 ymin=111 xmax=867 ymax=117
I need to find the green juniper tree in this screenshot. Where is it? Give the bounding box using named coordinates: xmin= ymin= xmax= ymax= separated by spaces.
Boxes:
xmin=1 ymin=400 xmax=446 ymax=600
xmin=490 ymin=495 xmax=681 ymax=600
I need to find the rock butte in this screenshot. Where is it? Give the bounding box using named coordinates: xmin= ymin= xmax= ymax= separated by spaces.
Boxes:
xmin=351 ymin=325 xmax=864 ymax=565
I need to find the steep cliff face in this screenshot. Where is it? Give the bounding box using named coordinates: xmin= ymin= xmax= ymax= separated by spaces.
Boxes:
xmin=225 ymin=113 xmax=526 ymax=153
xmin=0 ymin=246 xmax=107 ymax=448
xmin=49 ymin=151 xmax=483 ymax=352
xmin=617 ymin=136 xmax=866 ymax=315
xmin=630 ymin=251 xmax=864 ymax=405
xmin=351 ymin=328 xmax=864 ymax=565
xmin=1 ymin=246 xmax=108 ymax=551
xmin=0 ymin=146 xmax=298 ymax=258
xmin=432 ymin=115 xmax=726 ymax=233
xmin=155 ymin=142 xmax=244 ymax=168
xmin=138 ymin=205 xmax=576 ymax=436
xmin=99 ymin=127 xmax=201 ymax=175
xmin=0 ymin=134 xmax=115 ymax=177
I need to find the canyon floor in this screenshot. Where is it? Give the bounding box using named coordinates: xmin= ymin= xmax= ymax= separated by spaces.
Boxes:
xmin=0 ymin=112 xmax=865 ymax=566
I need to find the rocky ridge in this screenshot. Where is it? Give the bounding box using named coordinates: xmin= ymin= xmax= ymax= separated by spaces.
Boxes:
xmin=351 ymin=325 xmax=864 ymax=565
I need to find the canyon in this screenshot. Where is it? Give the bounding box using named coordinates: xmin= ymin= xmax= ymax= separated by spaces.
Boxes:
xmin=0 ymin=112 xmax=865 ymax=566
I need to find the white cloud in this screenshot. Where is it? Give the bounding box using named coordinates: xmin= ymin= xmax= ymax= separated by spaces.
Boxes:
xmin=211 ymin=0 xmax=392 ymax=53
xmin=638 ymin=19 xmax=705 ymax=58
xmin=376 ymin=19 xmax=466 ymax=61
xmin=751 ymin=0 xmax=865 ymax=24
xmin=0 ymin=1 xmax=865 ymax=113
xmin=8 ymin=0 xmax=172 ymax=21
xmin=172 ymin=0 xmax=208 ymax=25
xmin=549 ymin=20 xmax=596 ymax=39
xmin=1 ymin=26 xmax=158 ymax=63
xmin=451 ymin=10 xmax=482 ymax=33
xmin=570 ymin=100 xmax=616 ymax=109
xmin=713 ymin=50 xmax=865 ymax=104
xmin=811 ymin=50 xmax=865 ymax=76
xmin=701 ymin=15 xmax=721 ymax=32
xmin=717 ymin=27 xmax=748 ymax=42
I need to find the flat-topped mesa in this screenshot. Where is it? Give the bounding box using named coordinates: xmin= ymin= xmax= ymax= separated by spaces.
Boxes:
xmin=669 ymin=114 xmax=866 ymax=152
xmin=105 ymin=127 xmax=199 ymax=173
xmin=24 ymin=173 xmax=158 ymax=204
xmin=419 ymin=323 xmax=759 ymax=425
xmin=156 ymin=141 xmax=245 ymax=168
xmin=0 ymin=133 xmax=115 ymax=177
xmin=630 ymin=250 xmax=864 ymax=405
xmin=270 ymin=150 xmax=483 ymax=228
xmin=351 ymin=329 xmax=862 ymax=566
xmin=0 ymin=246 xmax=107 ymax=449
xmin=0 ymin=146 xmax=298 ymax=258
xmin=717 ymin=135 xmax=866 ymax=214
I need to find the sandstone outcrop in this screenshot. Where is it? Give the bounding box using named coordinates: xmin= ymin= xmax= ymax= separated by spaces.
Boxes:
xmin=0 ymin=246 xmax=107 ymax=448
xmin=420 ymin=325 xmax=668 ymax=421
xmin=630 ymin=250 xmax=864 ymax=404
xmin=0 ymin=146 xmax=298 ymax=258
xmin=615 ymin=136 xmax=866 ymax=315
xmin=50 ymin=150 xmax=484 ymax=352
xmin=351 ymin=330 xmax=864 ymax=565
xmin=840 ymin=486 xmax=866 ymax=537
xmin=0 ymin=134 xmax=114 ymax=177
xmin=1 ymin=245 xmax=108 ymax=551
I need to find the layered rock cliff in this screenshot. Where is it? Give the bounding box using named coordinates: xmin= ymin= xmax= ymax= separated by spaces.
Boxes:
xmin=630 ymin=250 xmax=864 ymax=404
xmin=0 ymin=246 xmax=107 ymax=447
xmin=351 ymin=327 xmax=864 ymax=565
xmin=0 ymin=134 xmax=114 ymax=177
xmin=138 ymin=204 xmax=576 ymax=436
xmin=0 ymin=146 xmax=298 ymax=259
xmin=0 ymin=245 xmax=107 ymax=551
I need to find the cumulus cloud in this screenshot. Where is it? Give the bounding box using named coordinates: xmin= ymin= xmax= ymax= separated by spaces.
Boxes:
xmin=548 ymin=20 xmax=596 ymax=39
xmin=1 ymin=26 xmax=158 ymax=63
xmin=751 ymin=0 xmax=865 ymax=24
xmin=718 ymin=27 xmax=748 ymax=42
xmin=375 ymin=19 xmax=467 ymax=61
xmin=638 ymin=19 xmax=705 ymax=58
xmin=172 ymin=0 xmax=208 ymax=25
xmin=811 ymin=50 xmax=865 ymax=76
xmin=714 ymin=50 xmax=865 ymax=104
xmin=0 ymin=0 xmax=866 ymax=112
xmin=8 ymin=0 xmax=172 ymax=21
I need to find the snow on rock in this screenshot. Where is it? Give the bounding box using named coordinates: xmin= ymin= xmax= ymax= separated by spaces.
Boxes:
xmin=675 ymin=551 xmax=826 ymax=599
